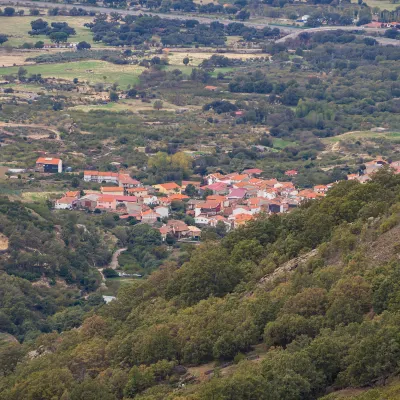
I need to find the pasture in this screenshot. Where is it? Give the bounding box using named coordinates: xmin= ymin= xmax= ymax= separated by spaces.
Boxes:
xmin=0 ymin=60 xmax=145 ymax=88
xmin=0 ymin=15 xmax=97 ymax=47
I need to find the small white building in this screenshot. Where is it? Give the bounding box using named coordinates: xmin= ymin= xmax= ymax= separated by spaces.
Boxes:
xmin=154 ymin=205 xmax=169 ymax=219
xmin=195 ymin=215 xmax=211 ymax=225
xmin=143 ymin=195 xmax=159 ymax=206
xmin=55 ymin=197 xmax=76 ymax=210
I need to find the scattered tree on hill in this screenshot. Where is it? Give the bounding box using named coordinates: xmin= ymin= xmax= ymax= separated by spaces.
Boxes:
xmin=2 ymin=7 xmax=15 ymax=16
xmin=77 ymin=41 xmax=91 ymax=50
xmin=49 ymin=31 xmax=68 ymax=43
xmin=153 ymin=100 xmax=163 ymax=110
xmin=0 ymin=35 xmax=8 ymax=45
xmin=109 ymin=91 xmax=119 ymax=102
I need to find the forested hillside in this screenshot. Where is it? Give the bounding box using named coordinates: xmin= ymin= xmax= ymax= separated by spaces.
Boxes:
xmin=0 ymin=196 xmax=112 ymax=342
xmin=2 ymin=168 xmax=400 ymax=399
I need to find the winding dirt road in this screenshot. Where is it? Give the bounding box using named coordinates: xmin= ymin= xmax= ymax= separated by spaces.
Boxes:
xmin=98 ymin=247 xmax=127 ymax=286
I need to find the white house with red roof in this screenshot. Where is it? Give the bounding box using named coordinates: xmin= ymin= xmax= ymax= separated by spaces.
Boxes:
xmin=55 ymin=196 xmax=76 ymax=210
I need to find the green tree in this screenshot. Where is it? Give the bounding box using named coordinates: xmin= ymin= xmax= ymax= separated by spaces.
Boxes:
xmin=153 ymin=100 xmax=163 ymax=110
xmin=109 ymin=91 xmax=119 ymax=102
xmin=49 ymin=31 xmax=68 ymax=43
xmin=166 ymin=243 xmax=244 ymax=305
xmin=0 ymin=35 xmax=8 ymax=45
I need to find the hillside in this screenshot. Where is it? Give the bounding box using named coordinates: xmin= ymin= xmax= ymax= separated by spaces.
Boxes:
xmin=0 ymin=196 xmax=114 ymax=342
xmin=1 ymin=169 xmax=400 ymax=399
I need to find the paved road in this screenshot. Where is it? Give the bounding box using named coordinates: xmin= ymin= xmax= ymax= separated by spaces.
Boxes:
xmin=0 ymin=0 xmax=397 ymax=45
xmin=276 ymin=25 xmax=399 ymax=45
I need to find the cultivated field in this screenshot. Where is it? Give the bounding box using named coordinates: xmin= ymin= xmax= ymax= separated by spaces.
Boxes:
xmin=0 ymin=14 xmax=98 ymax=47
xmin=0 ymin=60 xmax=146 ymax=88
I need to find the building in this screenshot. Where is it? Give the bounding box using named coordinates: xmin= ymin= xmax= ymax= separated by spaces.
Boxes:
xmin=118 ymin=174 xmax=140 ymax=189
xmin=84 ymin=171 xmax=119 ymax=184
xmin=204 ymin=85 xmax=219 ymax=91
xmin=35 ymin=157 xmax=62 ymax=173
xmin=65 ymin=191 xmax=80 ymax=199
xmin=77 ymin=194 xmax=100 ymax=210
xmin=114 ymin=195 xmax=138 ymax=205
xmin=142 ymin=195 xmax=159 ymax=205
xmin=200 ymin=182 xmax=229 ymax=196
xmin=187 ymin=226 xmax=201 ymax=240
xmin=84 ymin=171 xmax=141 ymax=189
xmin=285 ymin=170 xmax=298 ymax=177
xmin=165 ymin=220 xmax=189 ymax=238
xmin=195 ymin=201 xmax=221 ymax=217
xmin=195 ymin=215 xmax=211 ymax=225
xmin=153 ymin=182 xmax=181 ymax=195
xmin=55 ymin=196 xmax=76 ymax=210
xmin=141 ymin=209 xmax=160 ymax=224
xmin=242 ymin=168 xmax=263 ymax=176
xmin=154 ymin=205 xmax=169 ymax=219
xmin=181 ymin=181 xmax=201 ymax=191
xmin=97 ymin=195 xmax=117 ymax=210
xmin=101 ymin=186 xmax=124 ymax=195
xmin=314 ymin=185 xmax=328 ymax=194
xmin=127 ymin=187 xmax=148 ymax=197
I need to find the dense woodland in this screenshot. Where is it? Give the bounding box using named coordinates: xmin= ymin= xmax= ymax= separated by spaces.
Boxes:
xmin=2 ymin=170 xmax=400 ymax=398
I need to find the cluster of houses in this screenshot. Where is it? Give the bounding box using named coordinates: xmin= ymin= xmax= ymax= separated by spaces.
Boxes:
xmin=347 ymin=158 xmax=399 ymax=183
xmin=53 ymin=168 xmax=329 ymax=241
xmin=50 ymin=157 xmax=400 ymax=242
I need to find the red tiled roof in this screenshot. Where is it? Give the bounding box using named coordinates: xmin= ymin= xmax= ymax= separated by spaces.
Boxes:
xmin=36 ymin=157 xmax=60 ymax=165
xmin=156 ymin=182 xmax=180 ymax=190
xmin=101 ymin=187 xmax=124 ymax=192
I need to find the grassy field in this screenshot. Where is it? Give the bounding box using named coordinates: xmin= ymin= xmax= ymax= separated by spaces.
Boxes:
xmin=103 ymin=277 xmax=138 ymax=296
xmin=0 ymin=60 xmax=145 ymax=88
xmin=272 ymin=137 xmax=297 ymax=149
xmin=165 ymin=51 xmax=264 ymax=67
xmin=0 ymin=15 xmax=98 ymax=47
xmin=322 ymin=130 xmax=400 ymax=144
xmin=21 ymin=191 xmax=64 ymax=201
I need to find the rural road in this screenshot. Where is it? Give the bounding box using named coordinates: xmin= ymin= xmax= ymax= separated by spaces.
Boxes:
xmin=0 ymin=0 xmax=297 ymax=31
xmin=97 ymin=247 xmax=127 ymax=286
xmin=276 ymin=25 xmax=399 ymax=45
xmin=0 ymin=122 xmax=62 ymax=139
xmin=0 ymin=0 xmax=390 ymax=35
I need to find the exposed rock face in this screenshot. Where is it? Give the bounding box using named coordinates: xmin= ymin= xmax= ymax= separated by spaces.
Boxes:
xmin=0 ymin=232 xmax=9 ymax=251
xmin=258 ymin=248 xmax=319 ymax=287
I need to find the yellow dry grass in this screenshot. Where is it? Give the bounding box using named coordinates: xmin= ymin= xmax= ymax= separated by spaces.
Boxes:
xmin=166 ymin=51 xmax=265 ymax=66
xmin=0 ymin=233 xmax=9 ymax=251
xmin=21 ymin=191 xmax=63 ymax=201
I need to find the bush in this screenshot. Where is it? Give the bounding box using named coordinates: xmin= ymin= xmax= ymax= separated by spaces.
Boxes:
xmin=103 ymin=268 xmax=119 ymax=278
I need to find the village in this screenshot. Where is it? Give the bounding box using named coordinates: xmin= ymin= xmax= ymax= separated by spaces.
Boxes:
xmin=33 ymin=155 xmax=398 ymax=243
